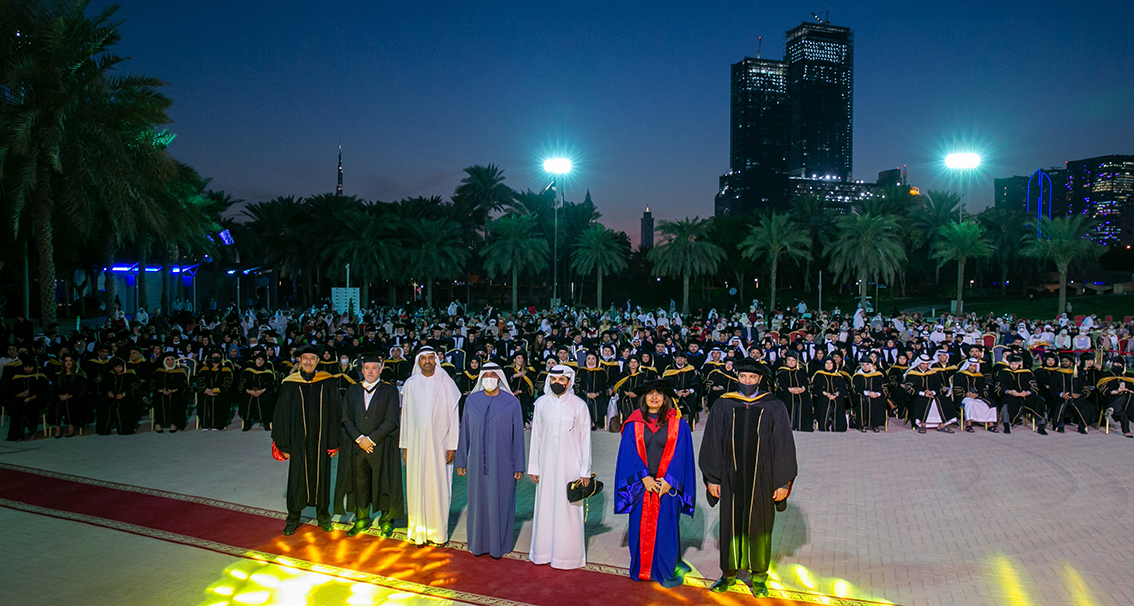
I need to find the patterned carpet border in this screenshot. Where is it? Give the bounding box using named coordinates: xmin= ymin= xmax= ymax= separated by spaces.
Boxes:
xmin=0 ymin=461 xmax=895 ymax=606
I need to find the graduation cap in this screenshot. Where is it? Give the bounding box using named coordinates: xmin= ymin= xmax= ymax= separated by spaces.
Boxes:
xmin=159 ymin=351 xmax=178 ymax=364
xmin=734 ymin=357 xmax=762 ymax=374
xmin=110 ymin=356 xmax=126 ymax=369
xmin=18 ymin=354 xmax=37 ymax=368
xmin=295 ymin=344 xmax=320 ymax=358
xmin=95 ymin=343 xmax=110 ymax=353
xmin=630 ymin=378 xmax=676 ymax=399
xmin=1006 ymin=353 xmax=1023 ymax=363
xmin=1058 ymin=352 xmax=1075 ymax=365
xmin=358 ymin=353 xmax=383 ymax=366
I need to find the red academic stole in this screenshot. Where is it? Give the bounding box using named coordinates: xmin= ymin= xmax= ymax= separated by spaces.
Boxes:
xmin=629 ymin=409 xmax=679 ymax=581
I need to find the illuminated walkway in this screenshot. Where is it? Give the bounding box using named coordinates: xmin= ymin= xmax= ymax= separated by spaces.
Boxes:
xmin=3 ymin=419 xmax=1133 ymax=605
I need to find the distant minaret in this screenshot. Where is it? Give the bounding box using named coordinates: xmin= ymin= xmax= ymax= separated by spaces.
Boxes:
xmin=336 ymin=145 xmax=343 ymax=196
xmin=640 ymin=207 xmax=654 ymax=250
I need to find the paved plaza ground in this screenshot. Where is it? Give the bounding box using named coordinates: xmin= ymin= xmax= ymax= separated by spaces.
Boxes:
xmin=3 ymin=417 xmax=1134 ymax=606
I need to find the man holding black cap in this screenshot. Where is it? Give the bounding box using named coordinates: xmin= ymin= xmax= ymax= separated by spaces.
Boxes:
xmin=700 ymin=358 xmax=797 ymax=598
xmin=272 ymin=345 xmax=342 ymax=535
xmin=336 ymin=353 xmax=402 ymax=537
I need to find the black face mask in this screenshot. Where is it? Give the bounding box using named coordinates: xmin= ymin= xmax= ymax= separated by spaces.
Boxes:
xmin=739 ymin=382 xmax=759 ymax=396
xmin=550 ymin=382 xmax=568 ymax=396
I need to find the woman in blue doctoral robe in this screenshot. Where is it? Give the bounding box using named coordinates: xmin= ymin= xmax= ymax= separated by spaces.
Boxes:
xmin=614 ymin=379 xmax=696 ymax=588
xmin=455 ymin=363 xmax=527 ymax=558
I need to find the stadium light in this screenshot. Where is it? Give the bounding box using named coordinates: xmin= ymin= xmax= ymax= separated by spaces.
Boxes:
xmin=543 ymin=158 xmax=572 ymax=174
xmin=945 ymin=153 xmax=980 ymax=170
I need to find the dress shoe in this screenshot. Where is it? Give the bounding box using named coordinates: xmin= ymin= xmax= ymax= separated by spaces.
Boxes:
xmin=1056 ymin=425 xmax=1065 ymax=433
xmin=748 ymin=580 xmax=770 ymax=598
xmin=378 ymin=522 xmax=394 ymax=537
xmin=347 ymin=521 xmax=371 ymax=537
xmin=283 ymin=523 xmax=299 ymax=536
xmin=1037 ymin=426 xmax=1048 ymax=436
xmin=1078 ymin=424 xmax=1088 ymax=434
xmin=1003 ymin=423 xmax=1011 ymax=434
xmin=318 ymin=520 xmax=335 ymax=533
xmin=710 ymin=576 xmax=736 ymax=593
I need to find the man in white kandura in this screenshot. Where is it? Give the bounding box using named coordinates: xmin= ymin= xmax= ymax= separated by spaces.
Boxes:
xmin=400 ymin=346 xmax=461 ymax=546
xmin=528 ymin=364 xmax=592 ymax=570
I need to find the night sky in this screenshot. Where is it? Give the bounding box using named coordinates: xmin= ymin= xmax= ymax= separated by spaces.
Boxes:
xmin=98 ymin=1 xmax=1134 ymax=244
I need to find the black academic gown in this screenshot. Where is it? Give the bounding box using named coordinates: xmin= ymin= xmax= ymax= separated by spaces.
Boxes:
xmin=97 ymin=371 xmax=141 ymax=435
xmin=272 ymin=371 xmax=342 ymax=520
xmin=576 ymin=366 xmax=609 ymax=429
xmin=775 ymin=365 xmax=813 ymax=432
xmin=334 ymin=381 xmax=403 ymax=522
xmin=699 ymin=391 xmax=798 ymax=577
xmin=197 ymin=365 xmax=234 ymax=430
xmin=238 ymin=367 xmax=278 ymax=429
xmin=996 ymin=368 xmax=1044 ymax=425
xmin=150 ymin=368 xmax=190 ymax=430
xmin=811 ymin=371 xmax=848 ymax=432
xmin=48 ymin=370 xmax=88 ymax=428
xmin=1047 ymin=369 xmax=1093 ymax=429
xmin=851 ymin=371 xmax=888 ymax=429
xmin=1099 ymin=371 xmax=1134 ymax=433
xmin=5 ymin=372 xmax=49 ymax=440
xmin=661 ymin=365 xmax=701 ymax=419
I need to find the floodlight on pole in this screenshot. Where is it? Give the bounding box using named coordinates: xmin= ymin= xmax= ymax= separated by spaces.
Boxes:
xmin=944 ymin=153 xmax=980 ymax=170
xmin=543 ymin=158 xmax=572 ymax=174
xmin=543 ymin=158 xmax=571 ymax=307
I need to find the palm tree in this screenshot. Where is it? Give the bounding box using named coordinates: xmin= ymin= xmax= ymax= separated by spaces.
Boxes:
xmin=931 ymin=221 xmax=993 ymax=314
xmin=648 ymin=217 xmax=725 ymax=315
xmin=791 ymin=194 xmax=836 ymax=292
xmin=979 ymin=207 xmax=1029 ymax=296
xmin=572 ymin=224 xmax=628 ymax=310
xmin=324 ymin=206 xmax=398 ymax=309
xmin=916 ymin=190 xmax=962 ymax=285
xmin=453 ymin=164 xmax=517 ymax=240
xmin=1022 ymin=216 xmax=1106 ymax=315
xmin=827 ymin=213 xmax=907 ymax=310
xmin=481 ymin=214 xmax=549 ymax=311
xmin=739 ymin=212 xmax=811 ymax=311
xmin=404 ymin=217 xmax=469 ymax=310
xmin=1 ymin=2 xmax=172 ymax=323
xmin=242 ymin=196 xmax=308 ymax=307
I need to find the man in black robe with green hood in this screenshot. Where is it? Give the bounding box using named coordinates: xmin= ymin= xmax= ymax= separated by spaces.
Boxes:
xmin=699 ymin=357 xmax=798 ymax=598
xmin=272 ymin=345 xmax=342 ymax=535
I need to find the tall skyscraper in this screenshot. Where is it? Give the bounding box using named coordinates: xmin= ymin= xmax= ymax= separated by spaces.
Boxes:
xmin=786 ymin=22 xmax=853 ymax=181
xmin=1067 ymin=155 xmax=1134 ymax=245
xmin=336 ymin=145 xmax=343 ymax=196
xmin=994 ymin=176 xmax=1029 ymax=211
xmin=640 ymin=207 xmax=654 ymax=250
xmin=717 ymin=18 xmax=855 ymax=216
xmin=717 ymin=58 xmax=789 ymax=215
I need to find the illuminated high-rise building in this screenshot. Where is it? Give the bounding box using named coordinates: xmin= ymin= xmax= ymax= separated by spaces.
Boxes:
xmin=786 ymin=22 xmax=853 ymax=181
xmin=1067 ymin=155 xmax=1134 ymax=245
xmin=640 ymin=207 xmax=654 ymax=250
xmin=717 ymin=18 xmax=855 ymax=216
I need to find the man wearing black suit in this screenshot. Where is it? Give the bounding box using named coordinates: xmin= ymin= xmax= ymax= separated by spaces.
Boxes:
xmin=335 ymin=353 xmax=403 ymax=537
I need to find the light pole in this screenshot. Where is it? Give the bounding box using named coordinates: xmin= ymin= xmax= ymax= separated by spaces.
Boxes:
xmin=945 ymin=152 xmax=981 ymax=222
xmin=944 ymin=152 xmax=981 ymax=314
xmin=543 ymin=158 xmax=571 ymax=307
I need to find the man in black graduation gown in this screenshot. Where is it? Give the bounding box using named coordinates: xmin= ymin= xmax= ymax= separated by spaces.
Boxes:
xmin=662 ymin=351 xmax=701 ymax=425
xmin=334 ymin=353 xmax=403 ymax=537
xmin=272 ymin=345 xmax=342 ymax=535
xmin=699 ymin=358 xmax=798 ymax=598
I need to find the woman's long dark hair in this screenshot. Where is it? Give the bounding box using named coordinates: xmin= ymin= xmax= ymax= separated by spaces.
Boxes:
xmin=638 ymin=387 xmax=675 ymax=419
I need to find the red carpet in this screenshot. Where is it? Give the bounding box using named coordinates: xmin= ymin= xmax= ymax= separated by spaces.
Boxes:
xmin=0 ymin=463 xmax=890 ymax=606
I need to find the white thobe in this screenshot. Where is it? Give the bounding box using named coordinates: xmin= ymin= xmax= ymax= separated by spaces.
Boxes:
xmin=528 ymin=392 xmax=592 ymax=569
xmin=400 ymin=372 xmax=461 ymax=545
xmin=963 ymin=397 xmax=998 ymax=423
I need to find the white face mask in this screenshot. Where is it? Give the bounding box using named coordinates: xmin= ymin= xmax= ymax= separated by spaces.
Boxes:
xmin=482 ymin=377 xmax=499 ymax=392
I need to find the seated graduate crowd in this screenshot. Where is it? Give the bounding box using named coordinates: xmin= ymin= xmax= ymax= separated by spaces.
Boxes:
xmin=7 ymin=300 xmax=1132 ymax=442
xmin=6 ymin=300 xmax=1133 ymax=592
